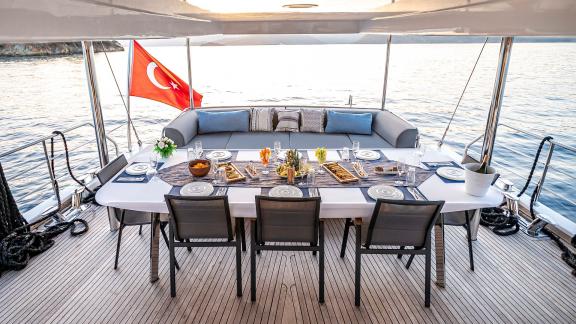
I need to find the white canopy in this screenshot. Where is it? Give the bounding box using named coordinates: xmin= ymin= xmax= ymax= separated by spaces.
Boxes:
xmin=1 ymin=0 xmax=575 ymax=42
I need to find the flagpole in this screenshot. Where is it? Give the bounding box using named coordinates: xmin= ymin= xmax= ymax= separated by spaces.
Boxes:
xmin=186 ymin=37 xmax=194 ymax=109
xmin=126 ymin=40 xmax=134 ymax=151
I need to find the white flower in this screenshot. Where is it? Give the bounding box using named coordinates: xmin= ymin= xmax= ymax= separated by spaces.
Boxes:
xmin=157 ymin=141 xmax=166 ymax=149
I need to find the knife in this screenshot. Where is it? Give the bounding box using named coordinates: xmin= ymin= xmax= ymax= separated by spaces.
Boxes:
xmin=117 ymin=176 xmax=145 ymax=182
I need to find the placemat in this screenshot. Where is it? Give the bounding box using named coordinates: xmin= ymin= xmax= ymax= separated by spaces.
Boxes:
xmin=359 ymin=186 xmax=417 ymax=202
xmin=113 ymin=162 xmax=164 ymax=184
xmin=423 ymin=161 xmax=465 ymax=184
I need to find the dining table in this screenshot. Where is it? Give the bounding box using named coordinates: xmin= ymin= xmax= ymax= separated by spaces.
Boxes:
xmin=96 ymin=146 xmax=504 ymax=288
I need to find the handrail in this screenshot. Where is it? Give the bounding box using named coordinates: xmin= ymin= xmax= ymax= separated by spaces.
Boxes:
xmin=0 ymin=122 xmax=120 ymax=214
xmin=463 ymin=123 xmax=575 ymax=217
xmin=499 ymin=123 xmax=576 ymax=153
xmin=0 ymin=122 xmax=119 ymax=159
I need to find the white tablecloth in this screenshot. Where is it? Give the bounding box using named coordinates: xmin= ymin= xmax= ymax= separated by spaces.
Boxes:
xmin=96 ymin=148 xmax=503 ymax=217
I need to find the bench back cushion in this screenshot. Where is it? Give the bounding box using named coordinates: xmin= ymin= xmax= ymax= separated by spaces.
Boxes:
xmin=325 ymin=110 xmax=372 ymax=135
xmin=197 ymin=110 xmax=250 ymax=134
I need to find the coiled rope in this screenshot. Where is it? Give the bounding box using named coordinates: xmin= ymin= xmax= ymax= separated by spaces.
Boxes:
xmin=0 ymin=132 xmax=89 ymax=275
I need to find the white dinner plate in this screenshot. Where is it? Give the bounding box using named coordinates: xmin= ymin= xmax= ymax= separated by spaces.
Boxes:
xmin=180 ymin=182 xmax=214 ymax=196
xmin=278 ymin=150 xmax=302 ymax=160
xmin=436 ymin=167 xmax=465 ymax=181
xmin=269 ymin=185 xmax=303 ymax=198
xmin=206 ymin=150 xmax=232 ymax=161
xmin=355 ymin=150 xmax=381 ymax=161
xmin=367 ymin=185 xmax=404 ymax=200
xmin=125 ymin=163 xmax=149 ymax=176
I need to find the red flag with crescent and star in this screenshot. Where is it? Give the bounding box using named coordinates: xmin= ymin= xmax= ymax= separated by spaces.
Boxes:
xmin=129 ymin=40 xmax=202 ymax=110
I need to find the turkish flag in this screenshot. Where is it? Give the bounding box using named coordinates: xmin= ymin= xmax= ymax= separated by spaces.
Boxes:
xmin=129 ymin=40 xmax=202 ymax=109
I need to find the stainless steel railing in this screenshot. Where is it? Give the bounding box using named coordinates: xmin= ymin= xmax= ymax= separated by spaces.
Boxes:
xmin=463 ymin=123 xmax=576 ymax=216
xmin=0 ymin=122 xmax=119 ymax=213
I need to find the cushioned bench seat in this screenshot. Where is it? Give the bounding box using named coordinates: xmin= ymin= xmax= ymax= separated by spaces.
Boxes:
xmin=226 ymin=132 xmax=290 ymax=150
xmin=164 ymin=107 xmax=418 ymax=151
xmin=289 ymin=133 xmax=352 ymax=149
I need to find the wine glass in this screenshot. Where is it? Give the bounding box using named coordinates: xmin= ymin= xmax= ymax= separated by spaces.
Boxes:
xmin=316 ymin=150 xmax=326 ymax=174
xmin=147 ymin=153 xmax=158 ymax=179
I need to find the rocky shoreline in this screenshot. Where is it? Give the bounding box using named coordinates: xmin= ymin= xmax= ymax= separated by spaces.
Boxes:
xmin=0 ymin=41 xmax=124 ymax=57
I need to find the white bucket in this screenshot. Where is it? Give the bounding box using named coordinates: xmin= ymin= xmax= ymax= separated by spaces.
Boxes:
xmin=463 ymin=163 xmax=496 ymax=197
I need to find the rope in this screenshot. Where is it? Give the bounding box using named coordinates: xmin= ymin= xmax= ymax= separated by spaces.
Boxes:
xmin=439 ymin=37 xmax=489 ymax=146
xmin=98 ymin=41 xmax=142 ymax=147
xmin=0 ymin=133 xmax=90 ymax=274
xmin=517 ymin=136 xmax=553 ymax=198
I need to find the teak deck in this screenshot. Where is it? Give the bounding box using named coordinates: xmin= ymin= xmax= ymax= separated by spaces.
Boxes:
xmin=0 ymin=206 xmax=575 ymax=323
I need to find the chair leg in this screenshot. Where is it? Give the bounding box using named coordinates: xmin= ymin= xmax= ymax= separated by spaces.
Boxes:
xmin=169 ymin=223 xmax=176 ymax=297
xmin=186 ymin=240 xmax=192 ymax=252
xmin=139 ymin=225 xmax=142 ymax=235
xmin=354 ymin=224 xmax=362 ymax=306
xmin=160 ymin=224 xmax=180 ymax=270
xmin=398 ymin=246 xmax=405 ymax=259
xmin=235 ymin=222 xmax=242 ymax=297
xmin=406 ymin=254 xmax=415 ymax=269
xmin=114 ymin=225 xmax=124 ymax=270
xmin=319 ymin=222 xmax=325 ymax=303
xmin=250 ymin=221 xmax=257 ymax=302
xmin=465 ymin=212 xmax=475 ymax=271
xmin=425 ymin=244 xmax=432 ymax=307
xmin=311 ymin=242 xmax=317 ymax=256
xmin=340 ymin=218 xmax=351 ymax=258
xmin=239 ymin=218 xmax=247 ymax=252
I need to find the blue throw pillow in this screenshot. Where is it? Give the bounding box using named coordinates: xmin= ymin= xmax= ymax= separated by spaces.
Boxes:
xmin=197 ymin=110 xmax=250 ymax=134
xmin=325 ymin=111 xmax=372 ymax=135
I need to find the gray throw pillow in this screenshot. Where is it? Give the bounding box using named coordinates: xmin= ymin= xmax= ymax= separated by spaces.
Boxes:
xmin=300 ymin=109 xmax=325 ymax=133
xmin=250 ymin=107 xmax=274 ymax=132
xmin=275 ymin=110 xmax=300 ymax=132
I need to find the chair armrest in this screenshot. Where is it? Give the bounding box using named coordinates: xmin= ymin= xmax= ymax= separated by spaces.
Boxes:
xmin=373 ymin=110 xmax=418 ymax=148
xmin=163 ymin=110 xmax=198 ymax=147
xmin=354 ymin=218 xmax=363 ymax=226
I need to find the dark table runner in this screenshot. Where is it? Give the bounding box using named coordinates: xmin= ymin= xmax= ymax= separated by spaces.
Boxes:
xmin=158 ymin=150 xmax=436 ymax=189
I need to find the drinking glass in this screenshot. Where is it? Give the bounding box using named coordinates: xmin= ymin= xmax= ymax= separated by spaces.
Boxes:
xmin=341 ymin=147 xmax=350 ymax=162
xmin=307 ymin=169 xmax=316 ymax=186
xmin=352 ymin=141 xmax=360 ymax=156
xmin=213 ymin=167 xmax=225 ymax=185
xmin=187 ymin=148 xmax=196 ymax=161
xmin=298 ymin=157 xmax=308 ymax=186
xmin=210 ymin=158 xmax=219 ymax=175
xmin=273 ymin=141 xmax=282 ymax=163
xmin=195 ymin=141 xmax=203 ymax=158
xmin=394 ymin=159 xmax=406 ymax=186
xmin=406 ymin=167 xmax=416 ymax=186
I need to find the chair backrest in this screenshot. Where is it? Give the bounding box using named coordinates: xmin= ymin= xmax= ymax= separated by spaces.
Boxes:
xmin=255 ymin=196 xmax=321 ymax=243
xmin=164 ymin=195 xmax=233 ymax=241
xmin=96 ymin=154 xmax=128 ymax=185
xmin=365 ymin=199 xmax=444 ymax=247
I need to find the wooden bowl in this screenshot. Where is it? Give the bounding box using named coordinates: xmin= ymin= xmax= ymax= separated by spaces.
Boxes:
xmin=188 ymin=159 xmax=211 ymax=177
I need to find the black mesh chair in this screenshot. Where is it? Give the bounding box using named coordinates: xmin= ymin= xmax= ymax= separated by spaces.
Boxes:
xmin=342 ymin=199 xmax=444 ymax=307
xmin=96 ymin=155 xmax=179 ymax=270
xmin=251 ymin=196 xmax=324 ymax=303
xmin=164 ymin=195 xmax=242 ymax=298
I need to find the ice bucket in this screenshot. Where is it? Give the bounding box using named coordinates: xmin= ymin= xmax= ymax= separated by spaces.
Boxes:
xmin=463 ymin=163 xmax=496 ymax=197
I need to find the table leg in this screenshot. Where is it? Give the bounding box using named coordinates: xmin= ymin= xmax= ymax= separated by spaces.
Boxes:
xmin=434 ymin=220 xmax=445 ymax=288
xmin=469 ymin=209 xmax=481 ymax=241
xmin=150 ymin=212 xmax=160 ymax=283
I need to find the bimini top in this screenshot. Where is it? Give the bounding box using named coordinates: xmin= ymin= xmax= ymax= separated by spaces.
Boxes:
xmin=1 ymin=0 xmax=575 ymax=42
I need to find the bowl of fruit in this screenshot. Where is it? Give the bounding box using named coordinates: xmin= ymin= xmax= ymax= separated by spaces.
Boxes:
xmin=188 ymin=159 xmax=211 ymax=177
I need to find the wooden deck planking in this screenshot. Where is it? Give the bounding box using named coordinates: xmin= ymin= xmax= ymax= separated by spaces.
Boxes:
xmin=0 ymin=205 xmax=575 ymax=324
